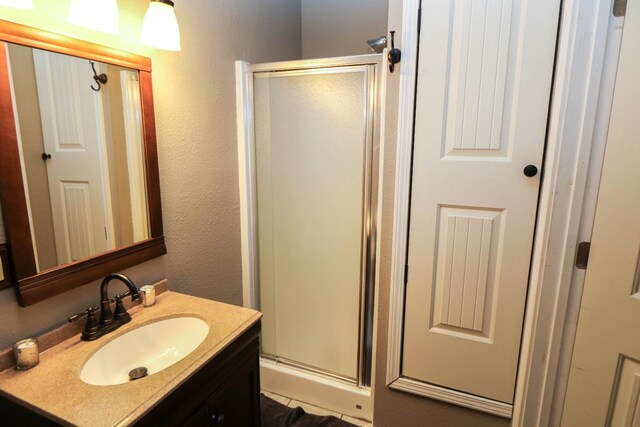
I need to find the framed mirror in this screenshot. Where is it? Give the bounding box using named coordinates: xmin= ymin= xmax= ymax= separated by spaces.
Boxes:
xmin=0 ymin=20 xmax=166 ymax=306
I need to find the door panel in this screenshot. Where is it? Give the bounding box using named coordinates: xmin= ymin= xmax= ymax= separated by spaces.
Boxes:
xmin=59 ymin=181 xmax=96 ymax=261
xmin=432 ymin=207 xmax=502 ymax=338
xmin=609 ymin=357 xmax=640 ymax=427
xmin=402 ymin=0 xmax=560 ymax=403
xmin=561 ymin=1 xmax=640 ymax=424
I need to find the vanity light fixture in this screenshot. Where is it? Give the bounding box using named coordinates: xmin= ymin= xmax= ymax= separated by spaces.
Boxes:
xmin=366 ymin=35 xmax=387 ymax=54
xmin=141 ymin=0 xmax=181 ymax=51
xmin=68 ymin=0 xmax=120 ymax=34
xmin=0 ymin=0 xmax=33 ymax=9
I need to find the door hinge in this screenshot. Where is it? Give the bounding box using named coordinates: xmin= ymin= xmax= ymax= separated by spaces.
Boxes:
xmin=576 ymin=242 xmax=591 ymax=270
xmin=417 ymin=8 xmax=422 ymax=32
xmin=613 ymin=0 xmax=627 ymax=17
xmin=104 ymin=227 xmax=108 ymax=240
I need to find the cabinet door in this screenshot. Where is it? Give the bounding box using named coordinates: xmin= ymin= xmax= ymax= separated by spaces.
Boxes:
xmin=403 ymin=0 xmax=560 ymax=403
xmin=183 ymin=350 xmax=261 ymax=427
xmin=205 ymin=358 xmax=261 ymax=426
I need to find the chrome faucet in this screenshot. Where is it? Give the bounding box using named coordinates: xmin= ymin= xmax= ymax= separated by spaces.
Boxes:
xmin=68 ymin=273 xmax=141 ymax=341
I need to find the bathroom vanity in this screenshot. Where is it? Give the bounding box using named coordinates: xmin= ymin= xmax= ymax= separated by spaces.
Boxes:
xmin=0 ymin=18 xmax=264 ymax=427
xmin=0 ymin=291 xmax=262 ymax=426
xmin=0 ymin=18 xmax=262 ymax=427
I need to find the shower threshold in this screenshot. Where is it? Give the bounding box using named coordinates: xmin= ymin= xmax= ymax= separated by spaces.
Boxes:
xmin=263 ymin=355 xmax=358 ymax=385
xmin=260 ymin=357 xmax=372 ymax=421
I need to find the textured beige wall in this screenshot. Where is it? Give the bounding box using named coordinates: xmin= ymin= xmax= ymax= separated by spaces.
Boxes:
xmin=301 ymin=0 xmax=388 ymax=59
xmin=371 ymin=1 xmax=509 ymax=426
xmin=0 ymin=0 xmax=301 ymax=348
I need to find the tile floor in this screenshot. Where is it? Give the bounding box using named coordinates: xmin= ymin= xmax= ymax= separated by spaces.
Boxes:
xmin=262 ymin=390 xmax=373 ymax=427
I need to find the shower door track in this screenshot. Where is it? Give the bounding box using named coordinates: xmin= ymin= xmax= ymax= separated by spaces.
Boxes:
xmin=262 ymin=354 xmax=359 ymax=386
xmin=236 ymin=54 xmax=383 ymax=409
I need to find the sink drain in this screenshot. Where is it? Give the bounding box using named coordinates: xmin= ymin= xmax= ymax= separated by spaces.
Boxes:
xmin=128 ymin=367 xmax=148 ymax=381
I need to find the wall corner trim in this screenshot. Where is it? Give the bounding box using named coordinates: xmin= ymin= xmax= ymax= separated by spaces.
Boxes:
xmin=235 ymin=60 xmax=258 ymax=310
xmin=385 ymin=0 xmax=421 ymax=388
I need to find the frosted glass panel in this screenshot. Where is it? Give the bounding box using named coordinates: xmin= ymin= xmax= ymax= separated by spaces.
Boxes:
xmin=254 ymin=68 xmax=367 ymax=380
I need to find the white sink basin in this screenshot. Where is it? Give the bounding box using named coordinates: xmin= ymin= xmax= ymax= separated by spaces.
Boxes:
xmin=80 ymin=316 xmax=209 ymax=386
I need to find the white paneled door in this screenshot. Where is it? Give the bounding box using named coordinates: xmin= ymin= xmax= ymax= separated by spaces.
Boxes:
xmin=402 ymin=0 xmax=560 ymax=403
xmin=33 ymin=50 xmax=111 ymax=265
xmin=561 ymin=2 xmax=640 ymax=425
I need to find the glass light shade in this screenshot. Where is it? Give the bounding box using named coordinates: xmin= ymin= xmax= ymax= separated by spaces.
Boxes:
xmin=68 ymin=0 xmax=120 ymax=34
xmin=0 ymin=0 xmax=33 ymax=9
xmin=141 ymin=1 xmax=181 ymax=51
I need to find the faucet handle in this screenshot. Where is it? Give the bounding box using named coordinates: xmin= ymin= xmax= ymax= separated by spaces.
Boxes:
xmin=110 ymin=291 xmax=129 ymax=303
xmin=111 ymin=294 xmax=134 ymax=320
xmin=68 ymin=306 xmax=99 ymax=323
xmin=68 ymin=306 xmax=100 ymax=339
xmin=110 ymin=291 xmax=140 ymax=303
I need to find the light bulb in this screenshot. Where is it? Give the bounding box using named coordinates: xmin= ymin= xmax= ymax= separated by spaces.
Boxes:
xmin=68 ymin=0 xmax=120 ymax=34
xmin=141 ymin=0 xmax=181 ymax=51
xmin=0 ymin=0 xmax=33 ymax=9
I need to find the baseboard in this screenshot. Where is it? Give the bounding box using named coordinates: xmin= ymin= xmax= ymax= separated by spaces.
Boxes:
xmin=389 ymin=377 xmax=513 ymax=418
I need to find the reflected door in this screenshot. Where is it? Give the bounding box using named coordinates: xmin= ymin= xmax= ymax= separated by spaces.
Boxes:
xmin=254 ymin=66 xmax=373 ymax=380
xmin=33 ymin=50 xmax=111 ymax=264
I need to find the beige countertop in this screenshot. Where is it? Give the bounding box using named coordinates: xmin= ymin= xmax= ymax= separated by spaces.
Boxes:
xmin=0 ymin=291 xmax=261 ymax=426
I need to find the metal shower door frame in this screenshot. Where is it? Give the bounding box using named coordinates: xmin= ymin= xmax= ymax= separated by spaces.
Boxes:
xmin=236 ymin=54 xmax=382 ymax=388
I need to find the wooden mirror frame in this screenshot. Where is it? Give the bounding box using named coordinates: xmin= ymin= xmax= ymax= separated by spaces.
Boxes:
xmin=0 ymin=20 xmax=166 ymax=306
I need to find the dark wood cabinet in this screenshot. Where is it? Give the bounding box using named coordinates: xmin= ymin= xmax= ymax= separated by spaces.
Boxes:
xmin=137 ymin=321 xmax=261 ymax=427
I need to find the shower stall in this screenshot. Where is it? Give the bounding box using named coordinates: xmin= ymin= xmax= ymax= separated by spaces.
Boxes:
xmin=236 ymin=54 xmax=382 ymax=419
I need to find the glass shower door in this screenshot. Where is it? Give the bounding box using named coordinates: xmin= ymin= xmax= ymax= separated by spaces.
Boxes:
xmin=253 ymin=65 xmax=374 ymax=382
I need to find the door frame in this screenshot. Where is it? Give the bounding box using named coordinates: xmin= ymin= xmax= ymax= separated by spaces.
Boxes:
xmin=386 ymin=0 xmax=621 ymax=422
xmin=120 ymin=69 xmax=149 ymax=244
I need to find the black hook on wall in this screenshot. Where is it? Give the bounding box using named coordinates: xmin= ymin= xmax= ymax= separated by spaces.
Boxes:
xmin=90 ymin=61 xmax=108 ymax=92
xmin=388 ymin=31 xmax=402 ymax=73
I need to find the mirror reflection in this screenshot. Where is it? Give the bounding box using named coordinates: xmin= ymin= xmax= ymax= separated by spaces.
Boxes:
xmin=7 ymin=44 xmax=150 ymax=273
